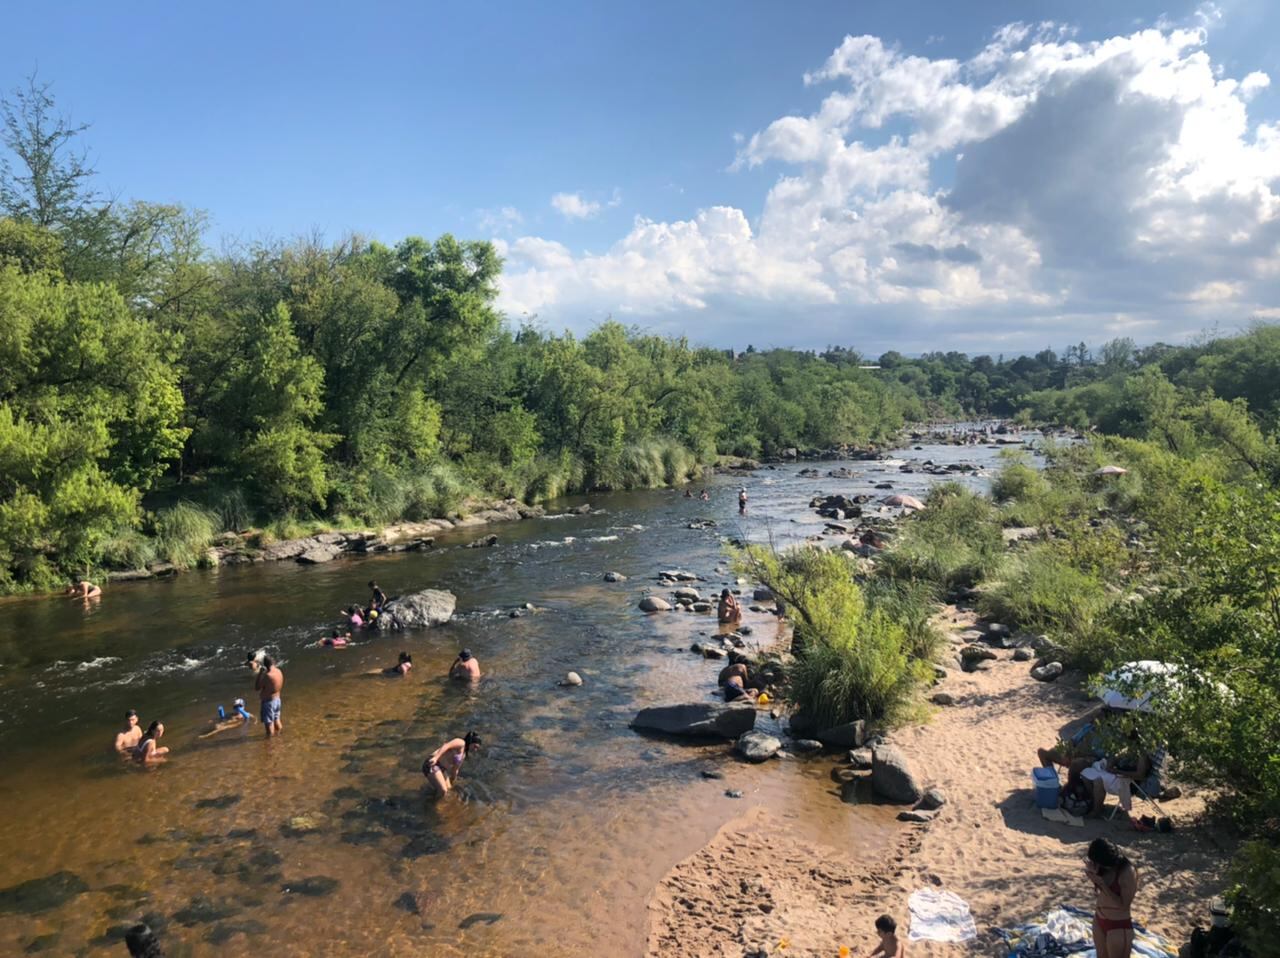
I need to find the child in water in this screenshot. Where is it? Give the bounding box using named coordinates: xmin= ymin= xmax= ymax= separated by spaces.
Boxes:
xmin=200 ymin=699 xmax=255 ymax=738
xmin=320 ymin=629 xmax=350 ymax=648
xmin=385 ymin=652 xmax=412 ymax=677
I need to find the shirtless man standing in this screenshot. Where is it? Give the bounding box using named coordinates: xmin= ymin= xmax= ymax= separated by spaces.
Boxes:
xmin=449 ymin=649 xmax=481 ymax=681
xmin=114 ymin=709 xmax=142 ymax=752
xmin=254 ymin=655 xmax=284 ymax=737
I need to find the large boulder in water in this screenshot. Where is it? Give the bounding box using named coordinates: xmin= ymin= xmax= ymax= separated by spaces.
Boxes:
xmin=735 ymin=730 xmax=781 ymax=762
xmin=631 ymin=703 xmax=756 ymax=739
xmin=382 ymin=589 xmax=457 ymax=629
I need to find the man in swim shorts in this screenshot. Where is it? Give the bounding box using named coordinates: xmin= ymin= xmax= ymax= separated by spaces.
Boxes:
xmin=114 ymin=709 xmax=142 ymax=752
xmin=254 ymin=655 xmax=284 ymax=737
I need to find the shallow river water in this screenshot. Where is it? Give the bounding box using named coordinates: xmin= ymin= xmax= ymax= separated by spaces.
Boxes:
xmin=0 ymin=437 xmax=1033 ymax=956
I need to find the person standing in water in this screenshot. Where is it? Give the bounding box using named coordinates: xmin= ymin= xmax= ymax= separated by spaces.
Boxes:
xmin=255 ymin=655 xmax=284 ymax=738
xmin=738 ymin=487 xmax=748 ymax=515
xmin=449 ymin=649 xmax=481 ymax=681
xmin=422 ymin=731 xmax=481 ymax=797
xmin=368 ymin=581 xmax=387 ymax=612
xmin=114 ymin=709 xmax=142 ymax=752
xmin=133 ymin=721 xmax=170 ymax=764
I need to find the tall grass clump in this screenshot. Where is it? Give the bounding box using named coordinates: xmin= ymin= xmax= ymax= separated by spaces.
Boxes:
xmin=978 ymin=542 xmax=1117 ymax=649
xmin=97 ymin=528 xmax=157 ymax=571
xmin=877 ymin=482 xmax=1003 ymax=594
xmin=152 ymin=502 xmax=219 ymax=569
xmin=737 ymin=545 xmax=933 ymax=727
xmin=863 ymin=578 xmax=944 ymax=663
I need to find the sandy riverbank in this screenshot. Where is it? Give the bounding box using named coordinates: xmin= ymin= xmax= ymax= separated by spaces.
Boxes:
xmin=646 ymin=608 xmax=1233 ymax=957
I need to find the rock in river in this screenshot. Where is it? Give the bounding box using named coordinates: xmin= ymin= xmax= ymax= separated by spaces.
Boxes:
xmin=381 ymin=589 xmax=457 ymax=629
xmin=603 ymin=572 xmax=627 ymax=582
xmin=638 ymin=596 xmax=672 ymax=613
xmin=0 ymin=871 xmax=89 ymax=914
xmin=631 ymin=703 xmax=756 ymax=739
xmin=815 ymin=720 xmax=866 ymax=749
xmin=735 ymin=730 xmax=781 ymax=762
xmin=870 ymin=745 xmax=923 ymax=804
xmin=559 ymin=671 xmax=583 ymax=687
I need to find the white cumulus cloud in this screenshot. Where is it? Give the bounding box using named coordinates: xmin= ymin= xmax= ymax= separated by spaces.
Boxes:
xmin=502 ymin=17 xmax=1280 ymax=353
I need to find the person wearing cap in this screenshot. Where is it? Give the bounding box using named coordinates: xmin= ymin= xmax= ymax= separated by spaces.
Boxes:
xmin=114 ymin=709 xmax=142 ymax=752
xmin=200 ymin=698 xmax=256 ymax=738
xmin=449 ymin=649 xmax=481 ymax=681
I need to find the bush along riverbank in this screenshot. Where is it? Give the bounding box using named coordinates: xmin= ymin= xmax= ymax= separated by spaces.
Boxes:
xmin=725 ymin=387 xmax=1280 ymax=952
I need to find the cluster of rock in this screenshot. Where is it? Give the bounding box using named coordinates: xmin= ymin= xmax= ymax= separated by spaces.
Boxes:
xmin=107 ymin=499 xmax=546 ymax=582
xmin=810 ymin=493 xmax=871 ymax=520
xmin=894 ymin=459 xmax=981 ymax=477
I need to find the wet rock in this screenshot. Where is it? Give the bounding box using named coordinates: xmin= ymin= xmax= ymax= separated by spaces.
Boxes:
xmin=791 ymin=738 xmax=823 ymax=754
xmin=832 ymin=767 xmax=859 ymax=784
xmin=752 ymin=586 xmax=774 ymax=601
xmin=247 ymin=848 xmax=283 ymax=870
xmin=692 ymin=601 xmax=713 ymax=613
xmin=280 ymin=813 xmax=328 ymax=838
xmin=603 ymin=572 xmax=627 ymax=582
xmin=1031 ymin=662 xmax=1064 ymax=682
xmin=848 ymin=747 xmax=874 ymax=769
xmin=559 ymin=671 xmax=583 ymax=687
xmin=725 ymin=789 xmax=744 ymax=799
xmin=639 ymin=596 xmax=672 ymax=613
xmin=960 ymin=645 xmax=998 ymax=672
xmin=930 ymin=692 xmax=958 ymax=706
xmin=0 ymin=871 xmax=89 ymax=914
xmin=738 ymin=625 xmax=753 ymax=636
xmin=281 ymin=876 xmax=339 ymax=897
xmin=631 ymin=702 xmax=757 ymax=739
xmin=898 ymin=809 xmax=938 ymax=823
xmin=673 ymin=587 xmax=702 ymax=602
xmin=702 ymin=646 xmax=727 ymax=660
xmin=297 ymin=544 xmax=343 ymax=564
xmin=173 ymin=895 xmax=241 ymax=926
xmin=205 ymin=920 xmax=268 ymax=945
xmin=394 ymin=891 xmax=423 ymax=915
xmin=871 ymin=745 xmax=923 ymax=804
xmin=735 ymin=730 xmax=782 ymax=763
xmin=194 ymin=794 xmax=242 ymax=810
xmin=400 ymin=834 xmax=450 ymax=859
xmin=919 ymin=787 xmax=948 ymax=810
xmin=840 ymin=779 xmax=862 ymax=804
xmin=459 ymin=912 xmax=503 ymax=929
xmin=467 ymin=534 xmax=499 ymax=548
xmin=700 ymin=769 xmax=725 ymax=780
xmin=381 ymin=589 xmax=457 ymax=629
xmin=225 ymin=828 xmax=258 ymax=840
xmin=815 ymin=720 xmax=866 ymax=749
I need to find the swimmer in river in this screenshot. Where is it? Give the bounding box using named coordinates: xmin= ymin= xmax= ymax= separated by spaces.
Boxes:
xmin=66 ymin=579 xmax=102 ymax=599
xmin=385 ymin=652 xmax=413 ymax=677
xmin=199 ymin=699 xmax=256 ymax=738
xmin=133 ymin=721 xmax=170 ymax=763
xmin=717 ymin=588 xmax=742 ymax=624
xmin=449 ymin=649 xmax=481 ymax=681
xmin=341 ymin=605 xmax=364 ymax=629
xmin=422 ymin=731 xmax=481 ymax=797
xmin=320 ymin=628 xmax=350 ymax=648
xmin=683 ymin=489 xmax=693 ymax=498
xmin=699 ymin=489 xmax=709 ymax=501
xmin=114 ymin=709 xmax=142 ymax=752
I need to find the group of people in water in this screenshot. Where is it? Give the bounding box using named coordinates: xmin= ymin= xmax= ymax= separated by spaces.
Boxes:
xmin=109 ymin=579 xmax=482 ymax=797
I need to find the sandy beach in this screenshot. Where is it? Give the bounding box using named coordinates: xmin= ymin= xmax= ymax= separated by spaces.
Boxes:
xmin=646 ymin=607 xmax=1234 ymax=957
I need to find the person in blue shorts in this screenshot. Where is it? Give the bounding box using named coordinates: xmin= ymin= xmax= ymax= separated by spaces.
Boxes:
xmin=254 ymin=655 xmax=284 ymax=737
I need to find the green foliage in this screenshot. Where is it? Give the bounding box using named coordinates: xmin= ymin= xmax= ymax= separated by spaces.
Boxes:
xmin=151 ymin=502 xmax=218 ymax=569
xmin=737 ymin=545 xmax=933 ymax=726
xmin=1228 ymin=835 xmax=1280 ymax=955
xmin=878 ymin=483 xmax=1004 ymax=593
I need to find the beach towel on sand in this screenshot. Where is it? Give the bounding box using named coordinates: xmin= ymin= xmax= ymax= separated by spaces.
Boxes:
xmin=997 ymin=904 xmax=1177 ymax=958
xmin=908 ymin=888 xmax=978 ymax=942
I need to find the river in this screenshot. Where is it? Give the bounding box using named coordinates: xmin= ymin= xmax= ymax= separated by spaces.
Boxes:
xmin=0 ymin=437 xmax=1033 ymax=956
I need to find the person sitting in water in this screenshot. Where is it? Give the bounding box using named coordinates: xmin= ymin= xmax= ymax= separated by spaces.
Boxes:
xmin=341 ymin=605 xmax=365 ymax=629
xmin=200 ymin=699 xmax=256 ymax=738
xmin=723 ymin=673 xmax=758 ymax=703
xmin=449 ymin=649 xmax=481 ymax=681
xmin=717 ymin=588 xmax=742 ymax=624
xmin=114 ymin=709 xmax=142 ymax=752
xmin=422 ymin=731 xmax=481 ymax=797
xmin=718 ymin=662 xmax=751 ymax=688
xmin=66 ymin=579 xmax=102 ymax=599
xmin=133 ymin=721 xmax=170 ymax=763
xmin=368 ymin=581 xmax=387 ymax=612
xmin=738 ymin=488 xmax=748 ymax=515
xmin=699 ymin=489 xmax=710 ymax=501
xmin=683 ymin=489 xmax=693 ymax=498
xmin=321 ymin=628 xmax=350 ymax=648
xmin=385 ymin=652 xmax=413 ymax=677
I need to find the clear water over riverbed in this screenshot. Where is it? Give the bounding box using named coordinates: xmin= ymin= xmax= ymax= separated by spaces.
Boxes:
xmin=0 ymin=437 xmax=1033 ymax=956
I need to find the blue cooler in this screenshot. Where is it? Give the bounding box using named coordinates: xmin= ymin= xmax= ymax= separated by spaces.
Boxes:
xmin=1032 ymin=767 xmax=1060 ymax=809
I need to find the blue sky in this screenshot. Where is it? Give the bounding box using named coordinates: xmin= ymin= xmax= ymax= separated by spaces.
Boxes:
xmin=3 ymin=0 xmax=1278 ymax=353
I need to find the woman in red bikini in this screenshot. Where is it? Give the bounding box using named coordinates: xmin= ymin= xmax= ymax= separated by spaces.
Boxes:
xmin=1086 ymin=837 xmax=1138 ymax=958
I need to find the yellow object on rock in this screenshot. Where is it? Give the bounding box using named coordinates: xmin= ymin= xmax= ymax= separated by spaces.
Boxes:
xmin=757 ymin=692 xmax=770 ymax=705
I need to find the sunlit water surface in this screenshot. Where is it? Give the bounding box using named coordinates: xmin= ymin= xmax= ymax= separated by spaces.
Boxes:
xmin=0 ymin=437 xmax=1033 ymax=956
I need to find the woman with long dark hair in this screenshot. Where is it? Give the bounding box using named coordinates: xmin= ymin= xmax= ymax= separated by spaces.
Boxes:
xmin=1086 ymin=837 xmax=1138 ymax=958
xmin=422 ymin=731 xmax=481 ymax=797
xmin=133 ymin=721 xmax=170 ymax=764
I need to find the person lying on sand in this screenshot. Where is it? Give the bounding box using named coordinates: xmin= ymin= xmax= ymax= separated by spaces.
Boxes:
xmin=868 ymin=914 xmax=905 ymax=958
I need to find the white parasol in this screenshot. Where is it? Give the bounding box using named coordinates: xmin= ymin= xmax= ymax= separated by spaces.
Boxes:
xmin=1094 ymin=465 xmax=1128 ymax=476
xmin=883 ymin=494 xmax=926 ymax=510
